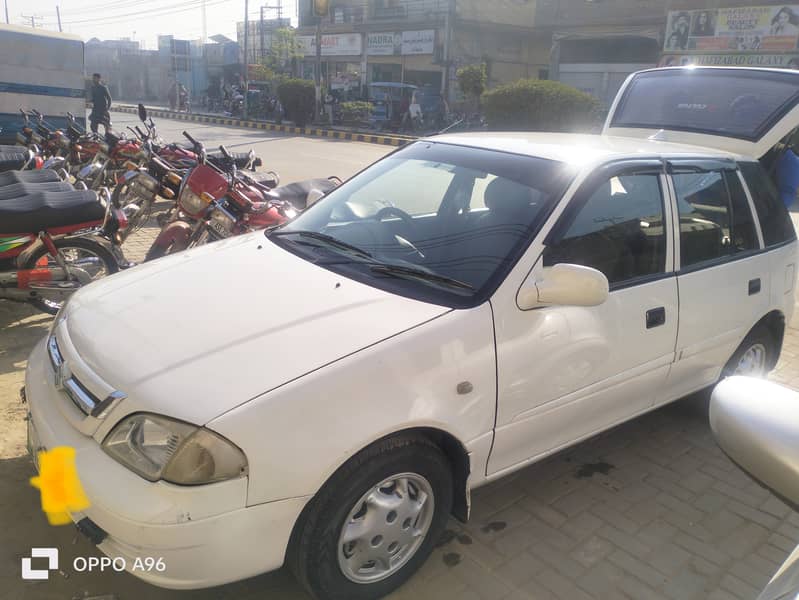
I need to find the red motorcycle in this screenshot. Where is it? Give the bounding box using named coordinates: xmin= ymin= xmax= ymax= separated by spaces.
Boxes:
xmin=0 ymin=184 xmax=130 ymax=314
xmin=145 ymin=132 xmax=339 ymax=260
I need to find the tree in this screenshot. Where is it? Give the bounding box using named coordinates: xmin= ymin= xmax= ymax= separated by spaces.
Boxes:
xmin=262 ymin=27 xmax=303 ymax=77
xmin=457 ymin=63 xmax=487 ymax=109
xmin=481 ymin=79 xmax=601 ymax=132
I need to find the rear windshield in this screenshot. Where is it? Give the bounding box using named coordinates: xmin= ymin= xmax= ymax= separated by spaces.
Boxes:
xmin=611 ymin=69 xmax=799 ymax=141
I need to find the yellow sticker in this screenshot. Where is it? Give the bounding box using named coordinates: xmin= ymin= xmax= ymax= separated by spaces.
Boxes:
xmin=30 ymin=447 xmax=90 ymax=526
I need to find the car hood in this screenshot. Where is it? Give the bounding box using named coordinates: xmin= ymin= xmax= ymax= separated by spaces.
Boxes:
xmin=61 ymin=233 xmax=450 ymax=426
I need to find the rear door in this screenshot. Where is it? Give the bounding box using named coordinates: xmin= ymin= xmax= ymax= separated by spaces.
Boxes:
xmin=664 ymin=160 xmax=771 ymax=400
xmin=603 ymin=67 xmax=799 ymax=158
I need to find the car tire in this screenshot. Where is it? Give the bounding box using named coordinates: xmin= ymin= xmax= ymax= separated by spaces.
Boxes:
xmin=288 ymin=434 xmax=453 ymax=600
xmin=722 ymin=324 xmax=777 ymax=378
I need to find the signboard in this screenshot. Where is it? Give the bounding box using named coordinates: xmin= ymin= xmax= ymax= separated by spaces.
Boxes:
xmin=659 ymin=53 xmax=799 ymax=68
xmin=402 ymin=30 xmax=435 ymax=55
xmin=298 ymin=33 xmax=362 ymax=56
xmin=367 ymin=30 xmax=435 ymax=56
xmin=665 ymin=6 xmax=799 ymax=52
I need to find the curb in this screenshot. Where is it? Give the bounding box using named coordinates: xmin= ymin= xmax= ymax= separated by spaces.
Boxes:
xmin=112 ymin=106 xmax=414 ymax=147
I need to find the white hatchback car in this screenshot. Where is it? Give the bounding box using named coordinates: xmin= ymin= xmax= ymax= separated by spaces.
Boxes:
xmin=24 ymin=67 xmax=799 ymax=599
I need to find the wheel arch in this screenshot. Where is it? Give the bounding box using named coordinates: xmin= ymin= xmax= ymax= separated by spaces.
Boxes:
xmin=751 ymin=310 xmax=786 ymax=369
xmin=285 ymin=426 xmax=472 ymax=565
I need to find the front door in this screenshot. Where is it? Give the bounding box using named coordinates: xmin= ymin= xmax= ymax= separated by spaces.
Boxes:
xmin=488 ymin=163 xmax=679 ymax=476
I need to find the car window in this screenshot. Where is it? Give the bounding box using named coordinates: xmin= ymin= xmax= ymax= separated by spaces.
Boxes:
xmin=740 ymin=161 xmax=796 ymax=247
xmin=673 ymin=169 xmax=757 ymax=268
xmin=543 ymin=173 xmax=666 ymax=286
xmin=342 ymin=159 xmax=456 ymax=218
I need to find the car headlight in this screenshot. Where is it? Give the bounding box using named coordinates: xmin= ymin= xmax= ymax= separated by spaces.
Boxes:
xmin=102 ymin=413 xmax=248 ymax=485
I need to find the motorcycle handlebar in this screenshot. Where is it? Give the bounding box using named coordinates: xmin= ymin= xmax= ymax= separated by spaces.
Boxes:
xmin=218 ymin=145 xmax=233 ymax=161
xmin=136 ymin=126 xmax=147 ymax=139
xmin=183 ymin=130 xmax=200 ymax=147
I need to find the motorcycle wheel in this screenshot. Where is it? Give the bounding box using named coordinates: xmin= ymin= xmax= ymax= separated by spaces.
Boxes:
xmin=111 ymin=181 xmax=155 ymax=238
xmin=21 ymin=236 xmax=119 ymax=315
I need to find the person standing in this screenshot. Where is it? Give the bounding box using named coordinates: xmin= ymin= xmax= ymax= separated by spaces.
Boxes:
xmin=89 ymin=73 xmax=112 ymax=135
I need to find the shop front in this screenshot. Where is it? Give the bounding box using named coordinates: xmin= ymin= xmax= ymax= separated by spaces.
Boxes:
xmin=366 ymin=30 xmax=442 ymax=91
xmin=659 ymin=5 xmax=799 ymax=69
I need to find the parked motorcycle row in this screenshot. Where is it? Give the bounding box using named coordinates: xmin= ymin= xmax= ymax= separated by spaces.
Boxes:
xmin=1 ymin=104 xmax=341 ymax=315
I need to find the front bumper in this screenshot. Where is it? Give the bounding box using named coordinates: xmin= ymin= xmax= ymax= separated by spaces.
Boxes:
xmin=25 ymin=337 xmax=309 ymax=589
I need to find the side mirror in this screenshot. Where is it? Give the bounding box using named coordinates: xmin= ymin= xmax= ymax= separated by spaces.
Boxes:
xmin=517 ymin=263 xmax=609 ymax=310
xmin=138 ymin=103 xmax=147 ymax=123
xmin=710 ymin=377 xmax=799 ymax=510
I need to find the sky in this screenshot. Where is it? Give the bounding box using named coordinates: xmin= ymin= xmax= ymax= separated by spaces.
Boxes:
xmin=4 ymin=0 xmax=298 ymax=49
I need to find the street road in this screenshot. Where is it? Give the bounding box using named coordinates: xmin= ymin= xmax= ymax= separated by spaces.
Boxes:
xmin=113 ymin=111 xmax=393 ymax=184
xmin=1 ymin=117 xmax=798 ymax=600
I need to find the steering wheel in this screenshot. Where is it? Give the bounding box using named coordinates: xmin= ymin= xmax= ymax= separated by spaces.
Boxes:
xmin=373 ymin=206 xmax=425 ymax=260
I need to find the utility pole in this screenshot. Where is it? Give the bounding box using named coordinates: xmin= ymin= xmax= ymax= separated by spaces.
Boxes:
xmin=21 ymin=14 xmax=43 ymax=28
xmin=4 ymin=0 xmax=9 ymax=25
xmin=442 ymin=0 xmax=454 ymax=105
xmin=201 ymin=0 xmax=207 ymax=43
xmin=243 ymin=0 xmax=249 ymax=119
xmin=56 ymin=5 xmax=62 ymax=32
xmin=260 ymin=6 xmax=264 ymax=60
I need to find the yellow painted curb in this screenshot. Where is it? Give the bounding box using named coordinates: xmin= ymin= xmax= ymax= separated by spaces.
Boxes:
xmin=112 ymin=106 xmax=412 ymax=147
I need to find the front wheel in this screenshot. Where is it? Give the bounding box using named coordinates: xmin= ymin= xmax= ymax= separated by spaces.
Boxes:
xmin=288 ymin=435 xmax=453 ymax=600
xmin=22 ymin=236 xmax=119 ymax=314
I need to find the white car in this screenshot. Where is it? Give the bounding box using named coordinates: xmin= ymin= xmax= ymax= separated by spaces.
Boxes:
xmin=24 ymin=67 xmax=799 ymax=599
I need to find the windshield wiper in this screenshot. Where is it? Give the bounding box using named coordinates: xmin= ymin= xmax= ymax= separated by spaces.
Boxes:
xmin=270 ymin=230 xmax=373 ymax=259
xmin=369 ymin=264 xmax=474 ymax=291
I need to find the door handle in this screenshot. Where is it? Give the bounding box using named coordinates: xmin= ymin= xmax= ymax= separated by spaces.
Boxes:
xmin=749 ymin=278 xmax=761 ymax=296
xmin=646 ymin=307 xmax=666 ymax=329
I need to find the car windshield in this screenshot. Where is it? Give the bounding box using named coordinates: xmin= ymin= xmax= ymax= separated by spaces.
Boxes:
xmin=269 ymin=142 xmax=576 ymax=307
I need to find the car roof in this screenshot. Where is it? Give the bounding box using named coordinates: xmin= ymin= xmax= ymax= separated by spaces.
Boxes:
xmin=426 ymin=132 xmax=747 ymax=168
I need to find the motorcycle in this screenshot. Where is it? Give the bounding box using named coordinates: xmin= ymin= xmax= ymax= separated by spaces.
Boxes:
xmin=0 ymin=183 xmax=130 ymax=314
xmin=145 ymin=132 xmax=339 ymax=261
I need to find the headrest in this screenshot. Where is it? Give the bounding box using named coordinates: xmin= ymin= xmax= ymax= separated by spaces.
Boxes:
xmin=484 ymin=177 xmax=532 ymax=216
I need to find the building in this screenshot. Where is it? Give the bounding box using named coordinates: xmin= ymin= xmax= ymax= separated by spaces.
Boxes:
xmin=296 ymin=0 xmax=447 ymax=100
xmin=294 ymin=0 xmax=799 ymax=109
xmin=237 ymin=17 xmax=292 ymax=63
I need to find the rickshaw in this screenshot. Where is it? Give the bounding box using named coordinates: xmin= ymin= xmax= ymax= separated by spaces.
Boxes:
xmin=367 ymin=82 xmax=418 ymax=131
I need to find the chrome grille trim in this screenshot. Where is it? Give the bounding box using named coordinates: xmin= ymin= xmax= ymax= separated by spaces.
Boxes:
xmin=47 ymin=333 xmax=127 ymax=419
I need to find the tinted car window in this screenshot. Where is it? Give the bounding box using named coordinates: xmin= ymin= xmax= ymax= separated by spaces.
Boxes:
xmin=725 ymin=171 xmax=759 ymax=252
xmin=740 ymin=161 xmax=796 ymax=247
xmin=611 ymin=69 xmax=799 ymax=141
xmin=543 ymin=174 xmax=666 ymax=286
xmin=674 ymin=169 xmax=759 ymax=267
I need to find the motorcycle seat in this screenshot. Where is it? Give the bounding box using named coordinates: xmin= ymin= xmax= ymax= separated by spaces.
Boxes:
xmin=207 ymin=150 xmax=263 ymax=170
xmin=0 ymin=190 xmax=105 ymax=233
xmin=0 ymin=149 xmax=31 ymax=173
xmin=0 ymin=169 xmax=62 ymax=186
xmin=0 ymin=181 xmax=74 ymax=201
xmin=266 ymin=178 xmax=338 ymax=211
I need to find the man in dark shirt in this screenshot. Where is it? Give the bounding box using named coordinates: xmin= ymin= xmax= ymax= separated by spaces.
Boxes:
xmin=89 ymin=73 xmax=112 ymax=134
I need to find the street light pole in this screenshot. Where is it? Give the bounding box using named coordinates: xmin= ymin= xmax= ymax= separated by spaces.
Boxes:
xmin=315 ymin=19 xmax=322 ymax=123
xmin=4 ymin=0 xmax=9 ymax=25
xmin=56 ymin=5 xmax=62 ymax=32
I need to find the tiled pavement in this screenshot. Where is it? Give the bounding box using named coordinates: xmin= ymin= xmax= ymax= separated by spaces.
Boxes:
xmin=2 ymin=214 xmax=799 ymax=599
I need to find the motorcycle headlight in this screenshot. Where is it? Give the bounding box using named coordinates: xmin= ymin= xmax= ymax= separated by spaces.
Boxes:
xmin=103 ymin=413 xmax=248 ymax=485
xmin=179 ymin=187 xmax=213 ymax=215
xmin=209 ymin=206 xmax=235 ymax=234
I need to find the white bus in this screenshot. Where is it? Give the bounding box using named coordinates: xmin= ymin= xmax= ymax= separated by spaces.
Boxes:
xmin=0 ymin=24 xmax=85 ymax=144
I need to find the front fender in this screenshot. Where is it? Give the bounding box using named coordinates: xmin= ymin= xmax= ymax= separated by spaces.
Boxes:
xmin=145 ymin=221 xmax=192 ymax=261
xmin=208 ymin=304 xmax=497 ymax=506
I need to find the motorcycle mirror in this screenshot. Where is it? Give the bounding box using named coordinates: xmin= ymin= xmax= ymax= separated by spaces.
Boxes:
xmin=138 ymin=103 xmax=147 ymax=123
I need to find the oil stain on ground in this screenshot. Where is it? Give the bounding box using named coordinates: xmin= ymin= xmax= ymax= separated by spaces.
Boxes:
xmin=575 ymin=461 xmax=615 ymax=479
